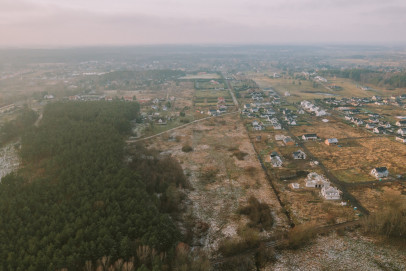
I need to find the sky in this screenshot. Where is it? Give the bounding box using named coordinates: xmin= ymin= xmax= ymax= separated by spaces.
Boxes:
xmin=1 ymin=0 xmax=406 ymax=47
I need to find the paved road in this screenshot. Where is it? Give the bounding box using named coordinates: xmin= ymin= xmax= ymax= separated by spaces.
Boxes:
xmin=127 ymin=111 xmax=239 ymax=143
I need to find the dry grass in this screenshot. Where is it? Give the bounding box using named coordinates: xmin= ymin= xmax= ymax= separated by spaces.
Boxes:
xmin=146 ymin=114 xmax=289 ymax=256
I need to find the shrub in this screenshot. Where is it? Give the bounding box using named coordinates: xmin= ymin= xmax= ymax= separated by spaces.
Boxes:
xmin=361 ymin=193 xmax=406 ymax=239
xmin=218 ymin=228 xmax=260 ymax=257
xmin=286 ymin=222 xmax=318 ymax=249
xmin=181 ymin=144 xmax=193 ymax=152
xmin=232 ymin=150 xmax=248 ymax=160
xmin=238 ymin=196 xmax=274 ymax=230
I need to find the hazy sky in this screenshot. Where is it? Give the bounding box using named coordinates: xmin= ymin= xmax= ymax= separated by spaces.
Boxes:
xmin=1 ymin=0 xmax=406 ymax=47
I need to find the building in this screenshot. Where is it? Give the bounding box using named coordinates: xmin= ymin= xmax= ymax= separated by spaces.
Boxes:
xmin=321 ymin=185 xmax=341 ymax=200
xmin=302 ymin=134 xmax=318 ymax=141
xmin=370 ymin=167 xmax=389 ymax=179
xmin=293 ymin=150 xmax=306 ymax=159
xmin=305 ymin=172 xmax=329 ymax=188
xmin=283 ymin=136 xmax=295 ymax=146
xmin=395 ymin=136 xmax=406 ymax=143
xmin=396 ymin=120 xmax=406 ymax=127
xmin=397 ymin=128 xmax=406 ymax=136
xmin=291 ymin=183 xmax=300 ymax=189
xmin=325 ymin=138 xmax=338 ymax=145
xmin=271 ymin=155 xmax=283 ymax=167
xmin=373 ymin=127 xmax=385 ymax=134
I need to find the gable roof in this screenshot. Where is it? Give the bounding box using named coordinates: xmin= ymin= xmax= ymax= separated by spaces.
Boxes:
xmin=326 ymin=138 xmax=338 ymax=143
xmin=303 ymin=133 xmax=317 ymax=138
xmin=374 ymin=167 xmax=388 ymax=173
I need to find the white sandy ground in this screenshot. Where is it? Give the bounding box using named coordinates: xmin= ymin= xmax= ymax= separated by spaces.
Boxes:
xmin=265 ymin=231 xmax=406 ymax=271
xmin=0 ymin=142 xmax=20 ymax=181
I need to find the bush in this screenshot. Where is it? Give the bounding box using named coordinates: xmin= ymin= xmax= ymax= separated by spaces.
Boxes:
xmin=181 ymin=144 xmax=193 ymax=152
xmin=286 ymin=222 xmax=318 ymax=249
xmin=361 ymin=193 xmax=406 ymax=239
xmin=239 ymin=196 xmax=274 ymax=230
xmin=255 ymin=243 xmax=276 ymax=268
xmin=232 ymin=150 xmax=248 ymax=160
xmin=217 ymin=255 xmax=255 ymax=271
xmin=200 ymin=166 xmax=219 ymax=184
xmin=218 ymin=227 xmax=260 ymax=257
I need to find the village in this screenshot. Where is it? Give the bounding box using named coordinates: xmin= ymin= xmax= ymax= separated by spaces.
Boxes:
xmin=0 ymin=47 xmax=405 ymax=270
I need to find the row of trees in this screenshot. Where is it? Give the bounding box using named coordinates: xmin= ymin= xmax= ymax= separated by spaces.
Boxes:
xmin=319 ymin=69 xmax=406 ymax=88
xmin=0 ymin=101 xmax=191 ymax=270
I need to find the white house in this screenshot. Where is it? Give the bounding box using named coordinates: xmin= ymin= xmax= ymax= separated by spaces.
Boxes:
xmin=275 ymin=134 xmax=286 ymax=141
xmin=273 ymin=123 xmax=282 ymax=130
xmin=291 ymin=183 xmax=300 ymax=189
xmin=271 ymin=156 xmax=283 ymax=167
xmin=315 ymin=109 xmax=327 ymax=116
xmin=305 ymin=172 xmax=329 ymax=188
xmin=293 ymin=150 xmax=306 ymax=159
xmin=397 ymin=128 xmax=406 ymax=136
xmin=321 ymin=185 xmax=341 ymax=200
xmin=325 ymin=138 xmax=338 ymax=145
xmin=302 ymin=134 xmax=318 ymax=141
xmin=396 ymin=136 xmax=406 ymax=143
xmin=396 ymin=120 xmax=406 ymax=127
xmin=373 ymin=127 xmax=385 ymax=134
xmin=370 ymin=167 xmax=389 ymax=179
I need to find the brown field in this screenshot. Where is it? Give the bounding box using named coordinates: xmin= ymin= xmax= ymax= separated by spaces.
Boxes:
xmin=247 ymin=131 xmax=357 ymax=225
xmin=306 ymin=137 xmax=406 ymax=182
xmin=104 ymin=81 xmax=195 ymax=109
xmin=363 ymin=104 xmax=406 ymax=123
xmin=348 ymin=183 xmax=406 ymax=213
xmin=279 ymin=184 xmax=356 ymax=225
xmin=144 ymin=114 xmax=289 ymax=255
xmin=288 ymin=116 xmax=370 ymax=139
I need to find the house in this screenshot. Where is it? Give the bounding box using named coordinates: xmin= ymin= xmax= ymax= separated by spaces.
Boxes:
xmin=321 ymin=185 xmax=341 ymax=200
xmin=315 ymin=109 xmax=327 ymax=117
xmin=293 ymin=150 xmax=306 ymax=159
xmin=396 ymin=120 xmax=406 ymax=127
xmin=373 ymin=127 xmax=385 ymax=134
xmin=397 ymin=128 xmax=406 ymax=136
xmin=370 ymin=167 xmax=389 ymax=179
xmin=273 ymin=123 xmax=282 ymax=130
xmin=325 ymin=138 xmax=338 ymax=145
xmin=270 ymin=155 xmax=283 ymax=167
xmin=366 ymin=123 xmax=376 ymax=129
xmin=291 ymin=183 xmax=300 ymax=189
xmin=283 ymin=136 xmax=295 ymax=146
xmin=396 ymin=136 xmax=406 ymax=143
xmin=379 ymin=121 xmax=391 ymax=128
xmin=298 ymin=109 xmax=305 ymax=114
xmin=253 ymin=124 xmax=263 ymax=131
xmin=275 ymin=134 xmax=285 ymax=141
xmin=305 ymin=172 xmax=329 ymax=188
xmin=302 ymin=134 xmax=318 ymax=141
xmin=157 ymin=119 xmax=167 ymax=125
xmin=44 ymin=94 xmax=54 ymax=99
xmin=207 ymin=109 xmax=218 ymax=116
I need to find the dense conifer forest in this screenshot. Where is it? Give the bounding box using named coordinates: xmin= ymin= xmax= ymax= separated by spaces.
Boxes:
xmin=0 ymin=101 xmax=190 ymax=270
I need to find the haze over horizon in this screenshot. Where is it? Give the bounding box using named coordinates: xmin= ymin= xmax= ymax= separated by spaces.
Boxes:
xmin=1 ymin=0 xmax=406 ymax=48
